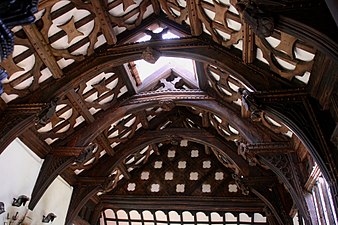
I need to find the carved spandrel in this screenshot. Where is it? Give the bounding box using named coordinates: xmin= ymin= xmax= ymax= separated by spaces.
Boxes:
xmin=257 ymin=153 xmax=311 ymax=224
xmin=255 ymin=32 xmax=315 ymax=81
xmin=197 ymin=0 xmax=242 ymax=47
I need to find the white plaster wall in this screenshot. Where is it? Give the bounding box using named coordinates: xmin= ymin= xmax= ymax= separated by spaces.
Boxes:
xmin=29 ymin=176 xmax=73 ymax=225
xmin=0 ymin=138 xmax=43 ymax=224
xmin=0 ymin=138 xmax=73 ymax=225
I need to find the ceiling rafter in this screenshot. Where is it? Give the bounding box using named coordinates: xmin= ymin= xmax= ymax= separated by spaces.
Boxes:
xmin=90 ymin=0 xmax=117 ymax=45
xmin=23 ymin=24 xmax=63 ymax=78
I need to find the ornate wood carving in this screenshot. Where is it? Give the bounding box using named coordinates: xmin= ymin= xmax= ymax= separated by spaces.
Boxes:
xmin=90 ymin=0 xmax=117 ymax=45
xmin=22 ymin=25 xmax=63 ymax=79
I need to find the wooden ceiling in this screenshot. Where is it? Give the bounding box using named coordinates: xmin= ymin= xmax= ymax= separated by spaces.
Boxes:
xmin=0 ymin=0 xmax=337 ymax=225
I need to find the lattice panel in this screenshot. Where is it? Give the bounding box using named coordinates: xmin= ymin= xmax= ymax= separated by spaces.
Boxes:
xmin=41 ymin=0 xmax=105 ymax=58
xmin=112 ymin=140 xmax=245 ymax=197
xmin=206 ymin=64 xmax=247 ymax=105
xmin=188 ymin=106 xmax=242 ymax=142
xmin=107 ymin=0 xmax=154 ymax=33
xmin=0 ymin=35 xmax=59 ymax=103
xmin=76 ymin=69 xmax=128 ymax=115
xmin=197 ymin=0 xmax=242 ymax=48
xmin=101 ymin=209 xmax=267 ymax=225
xmin=255 ymin=31 xmax=316 ymax=83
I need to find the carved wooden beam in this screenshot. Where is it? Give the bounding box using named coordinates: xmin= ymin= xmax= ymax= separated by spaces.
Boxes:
xmin=60 ymin=91 xmax=269 ymax=147
xmin=101 ymin=196 xmax=265 ymax=211
xmin=242 ymin=23 xmax=255 ymax=64
xmin=308 ymin=52 xmax=338 ymax=110
xmin=65 ymin=184 xmax=101 ymax=225
xmin=22 ymin=24 xmax=63 ymax=79
xmin=90 ymin=0 xmax=117 ymax=45
xmin=29 ymin=143 xmax=97 ymax=209
xmin=186 ymin=0 xmax=202 ymax=35
xmin=251 ymin=187 xmax=292 ymax=225
xmin=19 ymin=128 xmax=52 ymax=158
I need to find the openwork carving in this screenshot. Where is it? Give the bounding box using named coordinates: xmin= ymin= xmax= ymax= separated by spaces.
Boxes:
xmin=40 ymin=0 xmax=103 ymax=57
xmin=113 ymin=141 xmax=244 ymax=197
xmin=157 ymin=0 xmax=188 ymax=24
xmin=36 ymin=96 xmax=82 ymax=144
xmin=239 ymin=89 xmax=291 ymax=137
xmin=255 ymin=31 xmax=315 ymax=81
xmin=106 ymin=113 xmax=141 ymax=145
xmin=72 ymin=143 xmax=99 ymax=170
xmin=206 ymin=64 xmax=246 ymax=104
xmin=0 ymin=39 xmax=44 ymax=102
xmin=76 ymin=69 xmax=127 ymax=113
xmin=107 ymin=0 xmax=154 ymax=31
xmin=197 ymin=0 xmax=242 ymax=47
xmin=36 ymin=98 xmax=58 ymax=126
xmin=101 ymin=169 xmax=122 ymax=194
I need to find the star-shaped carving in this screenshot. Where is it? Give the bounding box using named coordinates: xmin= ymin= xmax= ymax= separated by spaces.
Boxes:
xmin=0 ymin=55 xmax=24 ymax=76
xmin=122 ymin=0 xmax=136 ymax=11
xmin=92 ymin=78 xmax=111 ymax=96
xmin=58 ymin=16 xmax=84 ymax=44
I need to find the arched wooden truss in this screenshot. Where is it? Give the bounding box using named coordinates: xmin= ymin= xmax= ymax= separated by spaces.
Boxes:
xmin=0 ymin=0 xmax=337 ymax=225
